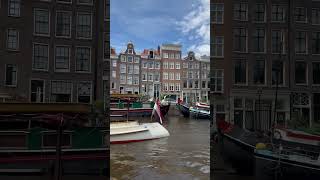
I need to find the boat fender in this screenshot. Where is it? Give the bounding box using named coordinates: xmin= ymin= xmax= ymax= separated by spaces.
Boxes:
xmin=255 ymin=143 xmax=266 ymax=150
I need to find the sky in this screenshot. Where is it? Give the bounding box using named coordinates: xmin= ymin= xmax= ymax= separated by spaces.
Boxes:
xmin=111 ymin=0 xmax=210 ymax=58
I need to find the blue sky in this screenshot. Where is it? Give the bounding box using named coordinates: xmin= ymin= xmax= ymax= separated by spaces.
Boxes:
xmin=111 ymin=0 xmax=209 ymax=57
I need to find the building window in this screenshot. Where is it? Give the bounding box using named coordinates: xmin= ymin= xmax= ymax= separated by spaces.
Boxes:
xmin=175 ymin=63 xmax=180 ymax=69
xmin=211 ymin=3 xmax=224 ymax=24
xmin=295 ymin=61 xmax=307 ymax=84
xmin=57 ymin=0 xmax=72 ymax=3
xmin=155 ymin=62 xmax=160 ymax=69
xmin=76 ymin=13 xmax=92 ymax=39
xmin=272 ymin=61 xmax=284 ymax=85
xmin=112 ymin=71 xmax=116 ymax=78
xmin=163 ymin=83 xmax=168 ymax=91
xmin=78 ymin=0 xmax=93 ymax=5
xmin=154 ymin=73 xmax=160 ymax=81
xmin=104 ymin=33 xmax=109 ymax=59
xmin=169 ymin=72 xmax=174 ymax=80
xmin=8 ymin=0 xmax=20 ymax=17
xmin=312 ymin=32 xmax=320 ymax=54
xmin=121 ymin=55 xmax=126 ymax=62
xmin=120 ymin=75 xmax=126 ymax=84
xmin=6 ymin=29 xmax=19 ymax=50
xmin=272 ymin=30 xmax=285 ymax=53
xmin=127 ymin=64 xmax=133 ymax=74
xmin=202 ymin=81 xmax=206 ymax=88
xmin=233 ymin=28 xmax=247 ymax=52
xmin=188 ymin=72 xmax=193 ymax=79
xmin=31 ymin=80 xmax=44 ymax=102
xmin=169 ymin=62 xmax=174 ymax=69
xmin=120 ymin=64 xmax=126 ymax=73
xmin=55 ymin=46 xmax=70 ymax=72
xmin=313 ymin=62 xmax=320 ymax=84
xmin=233 ymin=3 xmax=248 ymax=21
xmin=163 ymin=62 xmax=168 ymax=69
xmin=175 ymin=53 xmax=180 ymax=59
xmin=148 ymin=62 xmax=154 ymax=69
xmin=56 ymin=11 xmax=71 ymax=37
xmin=148 ymin=73 xmax=153 ymax=81
xmin=253 ymin=59 xmax=265 ymax=84
xmin=295 ymin=31 xmax=307 ymax=54
xmin=294 ymin=7 xmax=307 ymax=23
xmin=254 ymin=4 xmax=265 ymax=22
xmin=112 ymin=60 xmax=117 ymax=67
xmin=169 ymin=53 xmax=175 ymax=59
xmin=212 ymin=69 xmax=224 ymax=92
xmin=163 ymin=72 xmax=168 ymax=80
xmin=169 ymin=83 xmax=174 ymax=91
xmin=175 ymin=73 xmax=180 ymax=80
xmin=134 ymin=57 xmax=140 ymax=63
xmin=272 ymin=4 xmax=286 ymax=22
xmin=142 ymin=73 xmax=147 ymax=81
xmin=5 ymin=64 xmax=17 ymax=86
xmin=50 ymin=81 xmax=72 ymax=102
xmin=77 ymin=81 xmax=91 ymax=103
xmin=76 ymin=47 xmax=91 ymax=72
xmin=195 ymin=81 xmax=199 ymax=89
xmin=234 ymin=59 xmax=247 ymax=84
xmin=183 ymin=63 xmax=188 ymax=68
xmin=253 ymin=29 xmax=265 ymax=52
xmin=188 ymin=80 xmax=193 ymax=88
xmin=34 ymin=9 xmax=50 ymax=36
xmin=312 ymin=8 xmax=320 ymax=25
xmin=127 ymin=56 xmax=133 ymax=63
xmin=212 ymin=36 xmax=224 ymax=57
xmin=163 ymin=53 xmax=168 ymax=58
xmin=134 ymin=65 xmax=139 ymax=74
xmin=111 ymin=82 xmax=115 ymax=89
xmin=127 ymin=75 xmax=132 ymax=85
xmin=33 ymin=44 xmax=49 ymax=70
xmin=175 ymin=83 xmax=180 ymax=91
xmin=133 ymin=76 xmax=139 ymax=85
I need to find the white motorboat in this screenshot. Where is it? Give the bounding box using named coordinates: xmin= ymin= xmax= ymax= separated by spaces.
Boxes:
xmin=110 ymin=99 xmax=169 ymax=144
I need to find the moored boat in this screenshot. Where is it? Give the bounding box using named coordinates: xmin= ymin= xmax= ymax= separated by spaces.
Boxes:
xmin=110 ymin=99 xmax=169 ymax=144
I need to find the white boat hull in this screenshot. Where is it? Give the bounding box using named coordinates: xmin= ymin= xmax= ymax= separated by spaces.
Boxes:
xmin=110 ymin=121 xmax=169 ymax=144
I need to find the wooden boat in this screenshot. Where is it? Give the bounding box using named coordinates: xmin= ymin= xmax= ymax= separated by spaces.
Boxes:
xmin=176 ymin=99 xmax=190 ymax=117
xmin=110 ymin=99 xmax=169 ymax=144
xmin=254 ymin=146 xmax=320 ymax=180
xmin=190 ymin=102 xmax=210 ymax=119
xmin=0 ymin=103 xmax=108 ymax=176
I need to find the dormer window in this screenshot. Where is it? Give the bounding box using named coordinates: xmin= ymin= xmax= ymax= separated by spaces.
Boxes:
xmin=189 ymin=57 xmax=193 ymax=61
xmin=149 ymin=51 xmax=154 ymax=59
xmin=128 ymin=49 xmax=133 ymax=54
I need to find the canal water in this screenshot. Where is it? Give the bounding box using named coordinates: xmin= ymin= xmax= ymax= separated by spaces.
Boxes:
xmin=110 ymin=108 xmax=210 ymax=180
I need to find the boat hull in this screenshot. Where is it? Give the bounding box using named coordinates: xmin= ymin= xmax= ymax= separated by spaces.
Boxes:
xmin=110 ymin=122 xmax=169 ymax=144
xmin=110 ymin=108 xmax=152 ymax=117
xmin=177 ymin=104 xmax=190 ymax=117
xmin=255 ymin=150 xmax=320 ymax=180
xmin=0 ymin=148 xmax=109 ymax=175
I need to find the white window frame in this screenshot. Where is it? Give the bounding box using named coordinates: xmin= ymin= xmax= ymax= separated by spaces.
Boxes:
xmin=4 ymin=64 xmax=17 ymax=87
xmin=8 ymin=0 xmax=20 ymax=17
xmin=76 ymin=12 xmax=93 ymax=39
xmin=163 ymin=53 xmax=169 ymax=58
xmin=175 ymin=62 xmax=180 ymax=69
xmin=295 ymin=7 xmax=308 ymax=23
xmin=50 ymin=80 xmax=73 ymax=103
xmin=33 ymin=8 xmax=50 ymax=37
xmin=77 ymin=0 xmax=93 ymax=6
xmin=175 ymin=73 xmax=180 ymax=80
xmin=6 ymin=28 xmax=19 ymax=51
xmin=54 ymin=45 xmax=71 ymax=72
xmin=32 ymin=43 xmax=49 ymax=71
xmin=57 ymin=0 xmax=72 ymax=4
xmin=212 ymin=3 xmax=224 ymax=24
xmin=212 ymin=69 xmax=224 ymax=93
xmin=29 ymin=79 xmax=46 ymax=103
xmin=55 ymin=11 xmax=72 ymax=38
xmin=77 ymin=81 xmax=92 ymax=104
xmin=75 ymin=46 xmax=92 ymax=73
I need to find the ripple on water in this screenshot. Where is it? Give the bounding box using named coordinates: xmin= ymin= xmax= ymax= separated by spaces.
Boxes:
xmin=199 ymin=165 xmax=210 ymax=174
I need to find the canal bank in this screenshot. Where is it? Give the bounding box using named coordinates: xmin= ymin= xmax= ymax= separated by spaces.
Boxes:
xmin=110 ymin=107 xmax=210 ymax=180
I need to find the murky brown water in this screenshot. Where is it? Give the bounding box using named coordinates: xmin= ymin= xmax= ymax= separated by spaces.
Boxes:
xmin=110 ymin=109 xmax=210 ymax=180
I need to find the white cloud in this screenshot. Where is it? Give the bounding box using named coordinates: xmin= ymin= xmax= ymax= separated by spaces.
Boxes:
xmin=176 ymin=0 xmax=210 ymax=57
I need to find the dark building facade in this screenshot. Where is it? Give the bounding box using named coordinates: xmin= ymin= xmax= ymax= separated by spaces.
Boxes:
xmin=211 ymin=0 xmax=320 ymax=130
xmin=0 ymin=0 xmax=108 ymax=105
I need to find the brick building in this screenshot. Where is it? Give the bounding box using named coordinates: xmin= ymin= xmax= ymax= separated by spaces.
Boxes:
xmin=140 ymin=47 xmax=161 ymax=100
xmin=211 ymin=0 xmax=320 ymax=130
xmin=160 ymin=44 xmax=182 ymax=101
xmin=118 ymin=42 xmax=141 ymax=94
xmin=0 ymin=0 xmax=108 ymax=104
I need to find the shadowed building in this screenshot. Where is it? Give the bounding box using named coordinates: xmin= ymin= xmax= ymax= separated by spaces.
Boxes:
xmin=211 ymin=0 xmax=320 ymax=131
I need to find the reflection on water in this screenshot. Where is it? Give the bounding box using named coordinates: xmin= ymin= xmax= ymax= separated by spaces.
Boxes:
xmin=111 ymin=111 xmax=210 ymax=180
